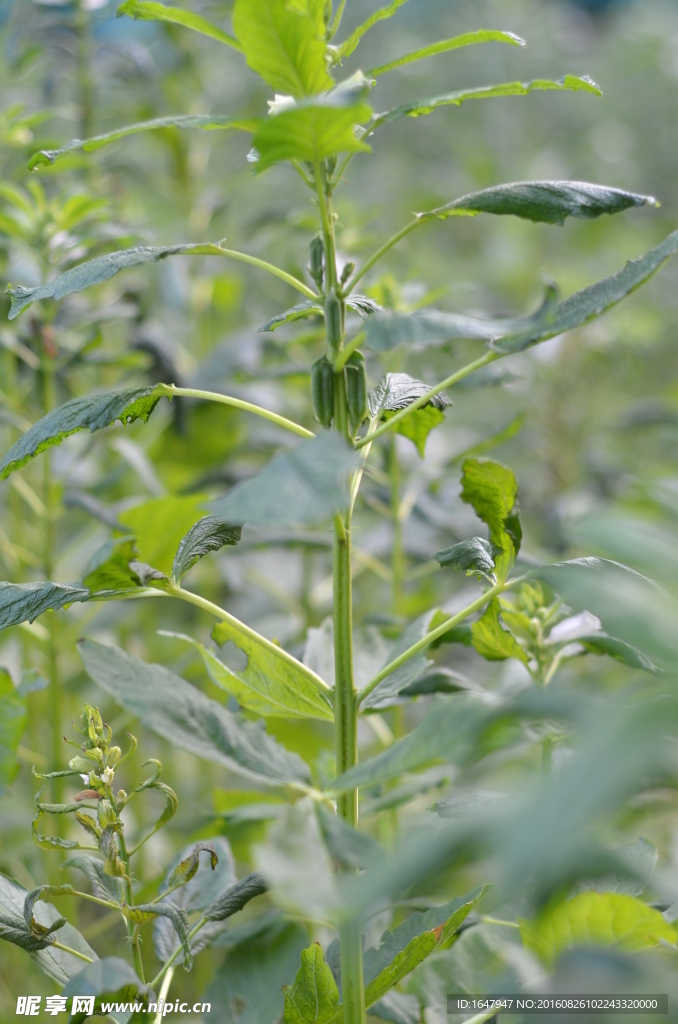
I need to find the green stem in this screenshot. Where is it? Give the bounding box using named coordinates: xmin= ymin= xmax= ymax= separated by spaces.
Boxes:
xmin=156 ymin=384 xmax=314 ymax=439
xmin=345 ymin=219 xmax=419 ymax=292
xmin=75 ymin=0 xmax=94 ymax=141
xmin=389 ymin=435 xmax=404 ymax=616
xmin=154 ymin=968 xmax=175 ymax=1024
xmin=333 ymin=332 xmax=365 ymax=372
xmin=357 ymin=579 xmax=506 ymax=707
xmin=355 ymin=351 xmax=498 ymax=449
xmin=216 ymin=248 xmax=319 ymax=300
xmin=72 ymin=890 xmax=120 ymax=912
xmin=118 ymin=832 xmax=144 ymax=982
xmin=480 ymin=916 xmax=520 ymax=929
xmin=51 ymin=941 xmax=93 ymax=964
xmin=150 ymin=918 xmax=206 ymax=989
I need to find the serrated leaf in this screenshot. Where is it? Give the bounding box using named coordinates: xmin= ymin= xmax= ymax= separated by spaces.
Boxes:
xmin=172 ymin=516 xmax=241 ymax=581
xmin=492 ymin=228 xmax=678 ymax=353
xmin=0 ymin=581 xmax=90 ymax=631
xmin=518 ymin=892 xmax=678 ymax=968
xmin=29 ymin=115 xmax=257 ymax=170
xmin=461 ymin=458 xmax=521 ymax=579
xmin=210 ymin=433 xmax=359 ymax=528
xmin=204 ymin=872 xmax=269 ymax=922
xmin=373 ymin=75 xmax=602 ymax=127
xmin=368 ymin=29 xmax=525 ymax=76
xmin=368 ymin=373 xmax=450 ymax=417
xmin=62 ymin=957 xmax=152 ymax=1023
xmin=284 ymin=943 xmax=341 ymax=1024
xmin=83 ymin=537 xmax=165 ymax=594
xmin=118 ymin=0 xmax=241 ymax=48
xmin=395 ymin=405 xmax=446 ymax=457
xmin=64 ymin=855 xmax=122 ymax=904
xmin=576 ymin=633 xmax=661 ymax=673
xmin=6 ymin=242 xmax=226 ymax=319
xmin=435 ymin=537 xmax=498 ymax=578
xmin=253 ymin=102 xmax=371 ymax=172
xmin=24 ymin=885 xmax=73 ymax=938
xmin=420 ymin=181 xmax=657 ymax=226
xmin=0 ymin=670 xmax=27 ymax=793
xmin=336 ymin=0 xmax=409 ymax=59
xmin=259 ymin=300 xmax=323 ymax=333
xmin=166 ymin=630 xmax=333 ymax=720
xmin=77 ymin=638 xmax=311 ymax=786
xmin=119 ymin=494 xmax=210 ymax=577
xmin=360 ymin=611 xmax=437 ymax=711
xmin=128 ymin=901 xmax=193 ymax=970
xmin=471 ymin=599 xmax=528 ymax=663
xmin=233 ymin=0 xmax=333 ymax=97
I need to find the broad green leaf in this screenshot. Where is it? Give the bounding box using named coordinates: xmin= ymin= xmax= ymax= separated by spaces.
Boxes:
xmin=233 ymin=0 xmax=333 ymax=97
xmin=396 ymin=406 xmax=445 ymax=457
xmin=172 ymin=515 xmax=242 ymax=581
xmin=360 ymin=611 xmax=437 ymax=711
xmin=117 ymin=0 xmax=241 ymax=49
xmin=492 ymin=228 xmax=678 ymax=354
xmin=363 ymin=286 xmax=558 ymax=350
xmin=367 ymin=373 xmax=450 ymax=417
xmin=165 ymin=630 xmax=333 ymax=719
xmin=284 ymin=943 xmax=341 ymax=1024
xmin=259 ymin=300 xmax=323 ymax=332
xmin=210 ymin=433 xmax=359 ymax=527
xmin=207 ymin=920 xmax=307 ymax=1024
xmin=0 ymin=386 xmax=161 ymax=478
xmin=62 ymin=958 xmax=152 ymax=1023
xmin=29 ymin=115 xmax=258 ymax=170
xmin=0 ymin=581 xmax=89 ymax=630
xmin=460 ymin=458 xmax=521 ymax=579
xmin=577 ymin=634 xmax=661 ymax=673
xmin=471 ymin=599 xmax=529 ymax=663
xmin=6 ymin=242 xmax=226 ymax=319
xmin=336 ymin=0 xmax=409 ymax=59
xmin=420 ymin=181 xmax=657 ymax=227
xmin=119 ymin=495 xmax=210 ymax=576
xmin=435 ymin=537 xmax=498 ymax=579
xmin=368 ymin=29 xmax=525 ymax=76
xmin=77 ymin=639 xmax=311 ymax=786
xmin=373 ymin=75 xmax=602 ymax=128
xmin=0 ymin=670 xmax=27 ymax=792
xmin=0 ymin=872 xmax=98 ymax=984
xmin=82 ymin=537 xmax=165 ymax=594
xmin=253 ymin=102 xmax=371 ymax=172
xmin=64 ymin=854 xmax=122 ymax=904
xmin=518 ymin=892 xmax=678 ymax=968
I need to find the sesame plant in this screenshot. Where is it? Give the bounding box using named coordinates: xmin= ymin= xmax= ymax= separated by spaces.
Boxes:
xmin=1 ymin=1 xmax=678 ymax=1022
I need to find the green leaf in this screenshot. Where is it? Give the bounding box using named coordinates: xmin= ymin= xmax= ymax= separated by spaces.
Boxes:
xmin=336 ymin=0 xmax=409 ymax=59
xmin=471 ymin=599 xmax=529 ymax=663
xmin=0 ymin=386 xmax=161 ymax=478
xmin=82 ymin=537 xmax=165 ymax=594
xmin=368 ymin=373 xmax=450 ymax=417
xmin=77 ymin=638 xmax=311 ymax=786
xmin=62 ymin=957 xmax=152 ymax=1023
xmin=164 ymin=630 xmax=333 ymax=719
xmin=0 ymin=581 xmax=90 ymax=630
xmin=448 ymin=412 xmax=526 ymax=464
xmin=316 ymin=804 xmax=382 ymax=870
xmin=128 ymin=901 xmax=193 ymax=970
xmin=119 ymin=495 xmax=210 ymax=577
xmin=0 ymin=670 xmax=27 ymax=793
xmin=368 ymin=29 xmax=525 ymax=76
xmin=395 ymin=406 xmax=445 ymax=457
xmin=28 ymin=115 xmax=258 ymax=170
xmin=420 ymin=181 xmax=657 ymax=226
xmin=435 ymin=537 xmax=498 ymax=578
xmin=64 ymin=855 xmax=122 ymax=904
xmin=233 ymin=0 xmax=333 ymax=97
xmin=210 ymin=433 xmax=359 ymax=527
xmin=253 ymin=102 xmax=371 ymax=172
xmin=518 ymin=892 xmax=678 ymax=969
xmin=576 ymin=634 xmax=661 ymax=674
xmin=204 ymin=872 xmax=269 ymax=922
xmin=460 ymin=458 xmax=521 ymax=578
xmin=363 ymin=286 xmax=558 ymax=350
xmin=284 ymin=943 xmax=341 ymax=1024
xmin=259 ymin=300 xmax=323 ymax=333
xmin=373 ymin=75 xmax=602 ymax=127
xmin=172 ymin=516 xmax=242 ymax=581
xmin=492 ymin=228 xmax=678 ymax=354
xmin=368 ymin=992 xmax=421 ymax=1024
xmin=360 ymin=611 xmax=437 ymax=711
xmin=117 ymin=0 xmax=241 ymax=49
xmin=6 ymin=242 xmax=227 ymax=319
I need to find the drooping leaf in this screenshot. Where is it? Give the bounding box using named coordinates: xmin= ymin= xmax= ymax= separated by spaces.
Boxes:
xmin=127 ymin=901 xmax=193 ymax=970
xmin=460 ymin=458 xmax=521 ymax=578
xmin=336 ymin=0 xmax=409 ymax=59
xmin=368 ymin=29 xmax=525 ymax=76
xmin=284 ymin=943 xmax=341 ymax=1024
xmin=0 ymin=670 xmax=27 ymax=792
xmin=29 ymin=115 xmax=257 ymax=170
xmin=77 ymin=639 xmax=311 ymax=786
xmin=253 ymin=102 xmax=371 ymax=172
xmin=360 ymin=610 xmax=438 ymax=711
xmin=6 ymin=242 xmax=226 ymax=319
xmin=117 ymin=0 xmax=241 ymax=48
xmin=363 ymin=286 xmax=558 ymax=351
xmin=259 ymin=300 xmax=323 ymax=333
xmin=576 ymin=633 xmax=661 ymax=674
xmin=395 ymin=405 xmax=446 ymax=457
xmin=471 ymin=599 xmax=529 ymax=663
xmin=0 ymin=581 xmax=90 ymax=630
xmin=233 ymin=0 xmax=333 ymax=97
xmin=420 ymin=181 xmax=657 ymax=227
xmin=164 ymin=630 xmax=333 ymax=719
xmin=373 ymin=75 xmax=602 ymax=128
xmin=23 ymin=885 xmax=74 ymax=939
xmin=82 ymin=537 xmax=165 ymax=595
xmin=492 ymin=229 xmax=678 ymax=354
xmin=210 ymin=433 xmax=359 ymax=527
xmin=172 ymin=516 xmax=242 ymax=581
xmin=518 ymin=892 xmax=678 ymax=968
xmin=119 ymin=495 xmax=210 ymax=577
xmin=435 ymin=537 xmax=498 ymax=578
xmin=62 ymin=957 xmax=152 ymax=1024
xmin=64 ymin=855 xmax=122 ymax=904
xmin=204 ymin=872 xmax=269 ymax=922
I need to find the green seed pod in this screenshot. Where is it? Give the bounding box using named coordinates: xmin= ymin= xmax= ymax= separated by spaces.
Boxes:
xmin=340 ymin=261 xmax=355 ymax=286
xmin=311 ymin=355 xmax=335 ymax=427
xmin=309 ymin=236 xmax=324 ymax=290
xmin=324 ymin=287 xmax=343 ymax=350
xmin=345 ymin=351 xmax=367 ymax=432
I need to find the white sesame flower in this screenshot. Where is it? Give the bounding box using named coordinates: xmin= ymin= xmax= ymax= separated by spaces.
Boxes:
xmin=101 ymin=766 xmax=115 ymax=786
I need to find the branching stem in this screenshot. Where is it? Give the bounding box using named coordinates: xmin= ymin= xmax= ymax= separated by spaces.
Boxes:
xmin=156 ymin=384 xmax=314 ymax=439
xmin=215 ymin=247 xmax=318 ymax=300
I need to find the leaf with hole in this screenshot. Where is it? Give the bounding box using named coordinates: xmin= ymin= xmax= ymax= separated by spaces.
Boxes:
xmin=117 ymin=0 xmax=241 ymax=48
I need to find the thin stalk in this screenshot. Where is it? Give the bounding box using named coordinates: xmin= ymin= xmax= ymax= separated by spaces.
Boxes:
xmin=72 ymin=890 xmax=120 ymax=912
xmin=150 ymin=918 xmax=206 ymax=989
xmin=118 ymin=832 xmax=144 ymax=982
xmin=156 ymin=384 xmax=314 ymax=439
xmin=480 ymin=916 xmax=520 ymax=929
xmin=357 ymin=579 xmax=506 ymax=707
xmin=216 ymin=248 xmax=319 ymax=300
xmin=389 ymin=435 xmax=404 ymax=615
xmin=333 ymin=332 xmax=365 ymax=372
xmin=356 ymin=351 xmax=498 ymax=449
xmin=51 ymin=941 xmax=93 ymax=964
xmin=74 ymin=0 xmax=94 ymax=141
xmin=345 ymin=219 xmax=420 ymax=292
xmin=154 ymin=968 xmax=175 ymax=1024
xmin=329 ymin=0 xmax=348 ymax=39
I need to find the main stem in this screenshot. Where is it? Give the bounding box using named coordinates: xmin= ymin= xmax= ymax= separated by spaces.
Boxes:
xmin=317 ymin=161 xmax=366 ymax=1024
